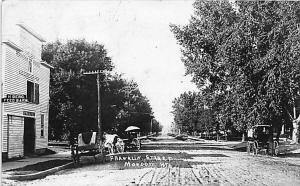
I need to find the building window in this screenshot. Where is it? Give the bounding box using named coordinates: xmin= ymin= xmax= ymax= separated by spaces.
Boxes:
xmin=27 ymin=81 xmax=39 ymax=104
xmin=28 ymin=57 xmax=33 ymax=73
xmin=41 ymin=114 xmax=44 ymax=138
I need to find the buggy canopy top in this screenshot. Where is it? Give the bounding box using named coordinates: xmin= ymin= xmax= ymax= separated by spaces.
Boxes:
xmin=125 ymin=126 xmax=140 ymax=132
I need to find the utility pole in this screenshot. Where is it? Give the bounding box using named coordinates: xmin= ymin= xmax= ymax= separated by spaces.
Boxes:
xmin=83 ymin=70 xmax=106 ymax=150
xmin=150 ymin=117 xmax=153 ymax=135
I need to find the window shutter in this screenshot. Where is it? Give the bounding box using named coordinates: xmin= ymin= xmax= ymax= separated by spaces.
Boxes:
xmin=27 ymin=82 xmax=31 ymax=102
xmin=41 ymin=114 xmax=44 ymax=137
xmin=35 ymin=83 xmax=39 ymax=104
xmin=27 ymin=81 xmax=34 ymax=103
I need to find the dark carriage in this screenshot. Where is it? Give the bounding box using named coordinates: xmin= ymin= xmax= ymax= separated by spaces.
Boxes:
xmin=123 ymin=126 xmax=141 ymax=152
xmin=70 ymin=131 xmax=102 ymax=165
xmin=247 ymin=125 xmax=279 ymax=156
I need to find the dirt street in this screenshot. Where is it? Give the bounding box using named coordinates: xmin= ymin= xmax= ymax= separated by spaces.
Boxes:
xmin=3 ymin=139 xmax=300 ymax=186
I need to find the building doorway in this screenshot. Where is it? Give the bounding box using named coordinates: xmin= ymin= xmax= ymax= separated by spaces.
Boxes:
xmin=24 ymin=117 xmax=35 ymax=155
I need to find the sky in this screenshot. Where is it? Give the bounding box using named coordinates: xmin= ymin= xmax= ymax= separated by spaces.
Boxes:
xmin=2 ymin=0 xmax=198 ymax=131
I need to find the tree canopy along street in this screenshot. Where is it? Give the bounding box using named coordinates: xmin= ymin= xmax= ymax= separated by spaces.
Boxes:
xmin=42 ymin=40 xmax=162 ymax=141
xmin=170 ymin=0 xmax=300 ymax=142
xmin=4 ymin=135 xmax=300 ymax=186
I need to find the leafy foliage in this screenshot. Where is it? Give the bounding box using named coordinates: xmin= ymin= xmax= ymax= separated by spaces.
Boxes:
xmin=172 ymin=91 xmax=213 ymax=134
xmin=152 ymin=118 xmax=163 ymax=134
xmin=42 ymin=40 xmax=154 ymax=140
xmin=171 ymin=0 xmax=300 ymax=135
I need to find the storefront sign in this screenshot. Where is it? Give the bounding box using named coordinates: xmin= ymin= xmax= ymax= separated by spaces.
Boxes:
xmin=2 ymin=94 xmax=28 ymax=103
xmin=23 ymin=111 xmax=35 ymax=117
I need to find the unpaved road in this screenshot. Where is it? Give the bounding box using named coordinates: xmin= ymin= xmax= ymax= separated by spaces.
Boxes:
xmin=3 ymin=138 xmax=300 ymax=186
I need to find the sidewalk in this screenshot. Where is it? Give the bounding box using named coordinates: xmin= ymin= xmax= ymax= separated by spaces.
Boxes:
xmin=2 ymin=146 xmax=72 ymax=182
xmin=2 ymin=146 xmax=71 ymax=172
xmin=2 ymin=151 xmax=71 ymax=172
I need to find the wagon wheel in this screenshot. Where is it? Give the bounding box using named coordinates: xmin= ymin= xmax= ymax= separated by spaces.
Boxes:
xmin=273 ymin=141 xmax=279 ymax=156
xmin=253 ymin=141 xmax=259 ymax=155
xmin=247 ymin=142 xmax=252 ymax=154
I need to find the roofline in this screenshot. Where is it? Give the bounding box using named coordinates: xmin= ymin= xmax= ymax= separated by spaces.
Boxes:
xmin=2 ymin=40 xmax=23 ymax=52
xmin=16 ymin=23 xmax=46 ymax=42
xmin=40 ymin=61 xmax=54 ymax=69
xmin=4 ymin=112 xmax=35 ymax=118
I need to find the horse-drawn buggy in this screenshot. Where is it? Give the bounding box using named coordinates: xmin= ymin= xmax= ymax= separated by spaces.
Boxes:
xmin=247 ymin=125 xmax=279 ymax=156
xmin=70 ymin=131 xmax=124 ymax=165
xmin=70 ymin=131 xmax=100 ymax=165
xmin=70 ymin=125 xmax=143 ymax=165
xmin=123 ymin=126 xmax=141 ymax=152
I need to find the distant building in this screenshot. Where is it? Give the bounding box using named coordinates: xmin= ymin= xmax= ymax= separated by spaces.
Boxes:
xmin=1 ymin=24 xmax=53 ymax=160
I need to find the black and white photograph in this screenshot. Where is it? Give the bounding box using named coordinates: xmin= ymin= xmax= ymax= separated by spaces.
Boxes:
xmin=1 ymin=0 xmax=300 ymax=185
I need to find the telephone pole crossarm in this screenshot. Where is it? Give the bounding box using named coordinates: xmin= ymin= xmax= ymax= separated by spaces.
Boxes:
xmin=83 ymin=70 xmax=106 ymax=75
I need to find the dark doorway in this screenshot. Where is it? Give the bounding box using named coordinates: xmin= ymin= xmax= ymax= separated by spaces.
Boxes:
xmin=24 ymin=117 xmax=35 ymax=155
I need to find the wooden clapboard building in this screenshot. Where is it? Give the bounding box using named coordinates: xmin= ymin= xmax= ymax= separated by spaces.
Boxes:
xmin=1 ymin=24 xmax=53 ymax=160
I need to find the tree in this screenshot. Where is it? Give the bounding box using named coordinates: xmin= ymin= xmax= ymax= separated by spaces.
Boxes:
xmin=171 ymin=0 xmax=300 ymax=141
xmin=152 ymin=119 xmax=163 ymax=134
xmin=171 ymin=91 xmax=213 ymax=134
xmin=43 ymin=39 xmax=113 ymax=140
xmin=112 ymin=79 xmax=154 ymax=136
xmin=42 ymin=40 xmax=155 ymax=140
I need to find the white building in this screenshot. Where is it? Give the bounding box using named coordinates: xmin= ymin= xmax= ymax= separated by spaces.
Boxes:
xmin=1 ymin=24 xmax=53 ymax=160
